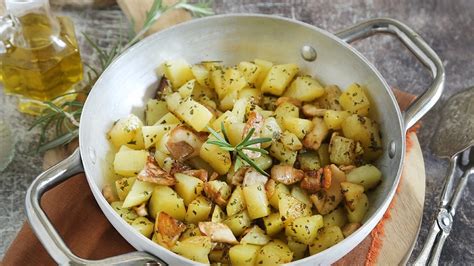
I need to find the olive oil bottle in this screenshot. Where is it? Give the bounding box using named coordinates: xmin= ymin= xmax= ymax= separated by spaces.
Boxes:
xmin=0 ymin=0 xmax=83 ymax=114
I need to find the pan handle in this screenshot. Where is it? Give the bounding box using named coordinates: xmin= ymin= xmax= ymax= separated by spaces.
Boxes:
xmin=335 ymin=18 xmax=445 ymax=130
xmin=25 ymin=148 xmax=165 ymax=265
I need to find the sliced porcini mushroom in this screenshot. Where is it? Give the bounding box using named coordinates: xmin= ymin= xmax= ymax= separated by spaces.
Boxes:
xmin=155 ymin=212 xmax=187 ymax=249
xmin=275 ymin=96 xmax=302 ymax=107
xmin=169 ymin=160 xmax=192 ymax=176
xmin=303 ymin=117 xmax=329 ymax=150
xmin=182 ymin=169 xmax=209 ymax=182
xmin=204 ymin=181 xmax=231 ymax=207
xmin=156 ymin=76 xmax=172 ymax=100
xmin=198 ymin=222 xmax=238 ymax=244
xmin=133 ymin=203 xmax=148 ymax=217
xmin=265 ymin=179 xmax=276 ymax=200
xmin=302 ymin=104 xmax=327 ymax=117
xmin=227 ymin=166 xmax=249 ymax=186
xmin=242 ymin=111 xmax=264 ymax=159
xmin=166 ymin=125 xmax=206 ymax=161
xmin=102 ymin=184 xmax=117 ymax=203
xmin=300 ymin=168 xmax=323 ymax=193
xmin=137 ymin=155 xmax=175 ymax=186
xmin=270 ymin=165 xmax=304 ymax=185
xmin=309 ymin=164 xmax=345 ymax=215
xmin=242 ymin=168 xmax=268 ymax=187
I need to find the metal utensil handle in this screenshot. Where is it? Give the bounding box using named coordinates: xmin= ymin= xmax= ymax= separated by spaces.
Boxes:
xmin=25 ymin=149 xmax=164 ymax=265
xmin=336 ymin=18 xmax=445 ymax=130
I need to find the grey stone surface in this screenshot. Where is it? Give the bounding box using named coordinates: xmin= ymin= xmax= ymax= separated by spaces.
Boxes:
xmin=0 ymin=0 xmax=473 ymax=264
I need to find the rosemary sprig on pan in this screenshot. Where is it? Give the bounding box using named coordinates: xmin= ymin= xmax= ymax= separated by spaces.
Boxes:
xmin=30 ymin=0 xmax=213 ymax=152
xmin=207 ymin=123 xmax=272 ymax=176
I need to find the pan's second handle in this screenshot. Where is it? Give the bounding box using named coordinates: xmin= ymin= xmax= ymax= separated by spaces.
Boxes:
xmin=335 ymin=18 xmax=445 ymax=130
xmin=25 ymin=149 xmax=165 ymax=265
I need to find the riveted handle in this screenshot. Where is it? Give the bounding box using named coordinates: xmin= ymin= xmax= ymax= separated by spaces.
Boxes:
xmin=336 ymin=18 xmax=445 ymax=130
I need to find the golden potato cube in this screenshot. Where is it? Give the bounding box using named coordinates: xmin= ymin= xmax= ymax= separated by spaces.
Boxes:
xmin=224 ymin=68 xmax=247 ymax=94
xmin=346 ymin=164 xmax=382 ymax=190
xmin=238 ymin=61 xmax=261 ymax=85
xmin=145 ymin=99 xmax=168 ymax=126
xmin=240 ymin=226 xmax=271 ymax=245
xmin=177 ymin=79 xmax=196 ymax=98
xmin=153 ymin=112 xmax=181 ymax=126
xmin=131 ymin=217 xmax=154 ymax=238
xmin=269 ymin=183 xmax=290 ymax=209
xmin=115 ymin=177 xmax=136 ymax=201
xmin=269 ymin=140 xmax=298 ymax=166
xmin=253 ymin=153 xmax=273 ymax=171
xmin=185 ymin=196 xmax=213 ymax=224
xmin=239 ymin=88 xmax=262 ymax=102
xmin=280 ymin=131 xmax=303 ymax=151
xmin=279 ymin=194 xmax=312 ymax=223
xmin=172 ymin=236 xmax=212 ymax=264
xmin=122 ymin=179 xmax=155 ymax=208
xmin=323 ymin=206 xmax=348 ymax=228
xmin=110 ymin=201 xmax=138 ymax=224
xmin=226 ymin=122 xmax=246 ymax=146
xmin=174 ymin=96 xmax=214 ymax=132
xmin=285 ymin=215 xmax=323 ymax=244
xmin=149 ymin=186 xmax=186 ymax=220
xmin=282 ymin=117 xmax=313 ymax=139
xmin=254 ymin=59 xmax=273 ymax=88
xmin=211 ymin=205 xmax=226 ymax=223
xmin=341 ymin=114 xmax=382 ymax=161
xmin=141 ymin=124 xmax=176 ymax=149
xmin=226 ymin=186 xmax=246 ymax=217
xmin=274 ymin=101 xmax=299 ymax=127
xmin=287 ymin=237 xmax=307 ymax=260
xmin=200 ymin=141 xmax=232 ymax=175
xmin=284 ymin=76 xmax=325 ymax=101
xmin=329 ymin=134 xmax=357 ymax=165
xmin=255 ymin=240 xmax=293 ymax=265
xmin=223 ymin=211 xmax=251 ymax=236
xmin=309 ymin=225 xmax=344 ymax=255
xmin=229 ymin=244 xmax=261 ymax=266
xmin=174 ymin=173 xmax=204 ymax=206
xmin=243 ymin=184 xmax=271 ymax=219
xmin=324 ymin=110 xmax=351 ymax=130
xmin=262 ymin=212 xmax=285 ymax=236
xmin=113 ymin=148 xmax=148 ymax=176
xmin=191 ymin=64 xmax=211 ymax=87
xmin=261 ymin=117 xmax=282 ymax=148
xmin=231 ymin=97 xmax=248 ymax=122
xmin=108 ymin=114 xmax=145 ymax=149
xmin=162 ymin=59 xmax=194 ymax=88
xmin=290 ymin=186 xmax=312 ymax=206
xmin=219 ymin=89 xmax=238 ymax=111
xmin=339 ymin=83 xmax=371 ymax=116
xmin=346 ymin=193 xmax=369 ymax=223
xmin=261 ymin=64 xmax=299 ymax=96
xmin=179 ymin=224 xmax=202 ymax=240
xmin=341 ymin=182 xmax=365 ymax=211
xmin=297 ymin=151 xmax=321 ymax=171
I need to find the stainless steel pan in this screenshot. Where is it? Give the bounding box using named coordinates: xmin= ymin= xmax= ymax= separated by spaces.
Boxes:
xmin=25 ymin=14 xmax=444 ymax=265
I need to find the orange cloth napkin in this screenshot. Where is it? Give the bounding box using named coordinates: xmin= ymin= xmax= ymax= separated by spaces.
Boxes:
xmin=2 ymin=90 xmax=415 ymax=265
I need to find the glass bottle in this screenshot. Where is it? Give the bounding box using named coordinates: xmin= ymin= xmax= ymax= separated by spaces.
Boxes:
xmin=0 ymin=0 xmax=83 ymax=114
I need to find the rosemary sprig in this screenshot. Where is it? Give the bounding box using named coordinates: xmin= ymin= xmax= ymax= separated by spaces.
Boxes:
xmin=30 ymin=0 xmax=214 ymax=152
xmin=207 ymin=123 xmax=272 ymax=176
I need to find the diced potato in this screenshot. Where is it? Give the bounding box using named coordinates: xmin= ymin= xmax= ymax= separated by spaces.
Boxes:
xmin=219 ymin=90 xmax=238 ymax=111
xmin=191 ymin=64 xmax=211 ymax=87
xmin=282 ymin=117 xmax=313 ymax=139
xmin=238 ymin=61 xmax=261 ymax=85
xmin=154 ymin=150 xmax=169 ymax=169
xmin=346 ymin=193 xmax=369 ymax=223
xmin=329 ymin=134 xmax=357 ymax=165
xmin=145 ymin=99 xmax=168 ymax=125
xmin=115 ymin=177 xmax=136 ymax=201
xmin=204 ymin=180 xmax=232 ymax=206
xmin=310 ymin=165 xmax=345 ymax=215
xmin=318 ymin=143 xmax=330 ymax=166
xmin=254 ymin=59 xmax=273 ymax=88
xmin=339 ymin=83 xmax=370 ymax=116
xmin=290 ymin=186 xmax=312 ymax=207
xmin=323 ymin=207 xmax=348 ymax=228
xmin=262 ymin=95 xmax=278 ymax=111
xmin=341 ymin=114 xmax=382 ymax=161
xmin=253 ymin=153 xmax=273 ymax=171
xmin=241 ymin=226 xmax=271 ymax=245
xmin=226 ymin=122 xmax=246 ymax=146
xmin=211 ymin=205 xmax=226 ymax=223
xmin=261 ymin=117 xmax=282 ymax=148
xmin=239 ymin=88 xmax=262 ymax=102
xmin=342 ymin=222 xmax=361 ymax=237
xmin=324 ymin=110 xmax=351 ymax=130
xmin=315 ymin=85 xmax=342 ymax=110
xmin=223 ymin=211 xmax=251 ymax=236
xmin=110 ymin=201 xmax=138 ymax=224
xmin=309 ymin=225 xmax=344 ymax=255
xmin=177 ymin=79 xmax=196 ymax=98
xmin=108 ymin=114 xmax=145 ymax=149
xmin=227 ymin=186 xmax=246 ymax=217
xmin=287 ymin=237 xmax=307 ymax=260
xmin=174 ymin=173 xmax=204 ymax=206
xmin=280 ymin=131 xmax=303 ymax=151
xmin=141 ymin=124 xmax=176 ymax=149
xmin=232 ymin=97 xmax=249 ymax=122
xmin=341 ymin=182 xmax=365 ymax=211
xmin=149 ymin=186 xmax=186 ymax=220
xmin=202 ymin=61 xmax=222 ymax=72
xmin=261 ymin=64 xmax=299 ymax=96
xmin=172 ymin=236 xmax=212 ymax=264
xmin=153 ymin=112 xmax=181 ymax=126
xmin=297 ymin=151 xmax=321 ymax=171
xmin=274 ymin=101 xmax=299 ymax=128
xmin=262 ymin=213 xmax=285 ymax=237
xmin=269 ymin=183 xmax=290 ymax=209
xmin=285 ymin=215 xmax=323 ymax=244
xmin=223 ymin=68 xmax=247 ymax=95
xmin=270 ymin=140 xmax=297 ymax=166
xmin=122 ymin=180 xmax=155 ymax=208
xmin=284 ymin=76 xmax=324 ymax=101
xmin=255 ymin=240 xmax=293 ymax=265
xmin=131 ymin=216 xmax=154 ymax=238
xmin=180 ymin=224 xmax=202 ymax=240
xmin=346 ymin=164 xmax=382 ymax=190
xmin=243 ymin=184 xmax=271 ymax=219
xmin=171 ymin=94 xmax=214 ymax=132
xmin=113 ymin=148 xmax=148 ymax=176
xmin=211 ymin=68 xmax=226 ymax=97
xmin=162 ymin=59 xmax=194 ymax=88
xmin=185 ymin=196 xmax=213 ymax=224
xmin=155 ymin=132 xmax=171 ymax=154
xmin=229 ymin=244 xmax=261 ymax=266
xmin=279 ymin=194 xmax=312 ymax=222
xmin=200 ymin=139 xmax=232 ymax=175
